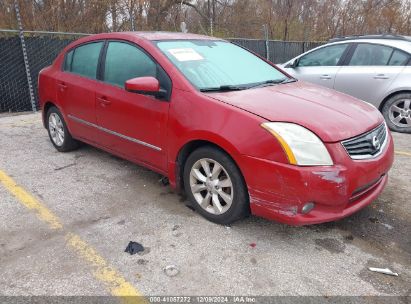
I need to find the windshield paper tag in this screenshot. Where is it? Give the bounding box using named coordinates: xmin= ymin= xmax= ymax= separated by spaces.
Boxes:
xmin=168 ymin=48 xmax=204 ymax=61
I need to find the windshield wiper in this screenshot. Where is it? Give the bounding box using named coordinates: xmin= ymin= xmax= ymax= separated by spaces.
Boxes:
xmin=200 ymin=85 xmax=247 ymax=92
xmin=200 ymin=78 xmax=298 ymax=93
xmin=279 ymin=78 xmax=297 ymax=84
xmin=247 ymin=78 xmax=297 ymax=89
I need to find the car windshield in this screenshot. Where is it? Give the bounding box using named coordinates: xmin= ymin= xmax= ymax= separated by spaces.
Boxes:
xmin=156 ymin=40 xmax=289 ymax=92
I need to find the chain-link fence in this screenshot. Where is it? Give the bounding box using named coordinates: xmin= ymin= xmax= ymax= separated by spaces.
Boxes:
xmin=0 ymin=29 xmax=324 ymax=113
xmin=0 ymin=30 xmax=88 ymax=113
xmin=0 ymin=31 xmax=29 ymax=112
xmin=229 ymin=38 xmax=324 ymax=63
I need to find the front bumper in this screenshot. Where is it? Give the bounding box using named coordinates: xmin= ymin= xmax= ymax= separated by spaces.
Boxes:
xmin=238 ymin=132 xmax=394 ymax=226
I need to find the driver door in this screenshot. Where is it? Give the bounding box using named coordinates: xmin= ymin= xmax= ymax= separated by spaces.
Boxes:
xmin=94 ymin=41 xmax=171 ymax=172
xmin=286 ymin=43 xmax=350 ymax=89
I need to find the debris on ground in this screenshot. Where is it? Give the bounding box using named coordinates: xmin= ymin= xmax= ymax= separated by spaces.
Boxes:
xmin=54 ymin=163 xmax=76 ymax=171
xmin=171 ymin=225 xmax=182 ymax=237
xmin=368 ymin=267 xmax=399 ymax=276
xmin=344 ymin=235 xmax=354 ymax=241
xmin=137 ymin=259 xmax=149 ymax=265
xmin=172 ymin=224 xmax=180 ymax=231
xmin=124 ymin=241 xmax=144 ymax=255
xmin=159 ymin=176 xmax=170 ymax=186
xmin=381 ymin=223 xmax=394 ymax=230
xmin=117 ymin=219 xmax=125 ymax=225
xmin=369 ymin=217 xmax=380 ymax=223
xmin=164 ymin=265 xmax=179 ymax=277
xmin=225 ymin=226 xmax=231 ymax=230
xmin=249 ymin=243 xmax=256 ymax=248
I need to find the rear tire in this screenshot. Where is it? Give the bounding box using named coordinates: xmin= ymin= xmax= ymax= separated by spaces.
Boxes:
xmin=46 ymin=106 xmax=79 ymax=152
xmin=382 ymin=93 xmax=411 ymax=133
xmin=183 ymin=146 xmax=249 ymax=225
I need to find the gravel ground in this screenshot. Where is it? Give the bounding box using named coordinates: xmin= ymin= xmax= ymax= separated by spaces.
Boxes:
xmin=0 ymin=113 xmax=410 ymax=297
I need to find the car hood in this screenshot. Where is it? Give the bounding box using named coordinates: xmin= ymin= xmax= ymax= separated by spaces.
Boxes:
xmin=204 ymin=81 xmax=384 ymax=142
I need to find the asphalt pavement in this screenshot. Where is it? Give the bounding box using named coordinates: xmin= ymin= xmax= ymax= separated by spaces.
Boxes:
xmin=0 ymin=113 xmax=410 ymax=298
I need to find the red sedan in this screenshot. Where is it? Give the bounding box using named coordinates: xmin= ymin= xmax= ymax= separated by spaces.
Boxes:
xmin=38 ymin=32 xmax=394 ymax=225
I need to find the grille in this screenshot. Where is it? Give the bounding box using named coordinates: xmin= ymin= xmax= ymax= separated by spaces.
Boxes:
xmin=342 ymin=123 xmax=387 ymax=159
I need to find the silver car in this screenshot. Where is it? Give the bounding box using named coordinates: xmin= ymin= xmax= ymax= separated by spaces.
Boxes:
xmin=281 ymin=35 xmax=411 ymax=133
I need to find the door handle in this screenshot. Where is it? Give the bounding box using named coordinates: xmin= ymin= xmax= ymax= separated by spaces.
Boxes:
xmin=320 ymin=75 xmax=332 ymax=80
xmin=58 ymin=82 xmax=67 ymax=91
xmin=97 ymin=96 xmax=111 ymax=106
xmin=374 ymin=74 xmax=389 ymax=80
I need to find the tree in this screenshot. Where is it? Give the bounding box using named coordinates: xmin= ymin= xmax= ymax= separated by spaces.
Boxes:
xmin=1 ymin=0 xmax=410 ymax=40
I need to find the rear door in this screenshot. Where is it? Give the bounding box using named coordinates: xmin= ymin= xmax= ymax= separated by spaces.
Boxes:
xmin=57 ymin=41 xmax=104 ymax=142
xmin=286 ymin=43 xmax=350 ymax=89
xmin=334 ymin=43 xmax=407 ymax=105
xmin=94 ymin=40 xmax=171 ymax=172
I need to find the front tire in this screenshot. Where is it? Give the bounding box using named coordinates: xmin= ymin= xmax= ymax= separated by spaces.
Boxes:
xmin=382 ymin=93 xmax=411 ymax=133
xmin=46 ymin=106 xmax=79 ymax=152
xmin=183 ymin=146 xmax=249 ymax=225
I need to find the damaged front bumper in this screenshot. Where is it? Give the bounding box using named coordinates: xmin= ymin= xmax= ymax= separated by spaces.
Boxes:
xmin=238 ymin=133 xmax=394 ymax=226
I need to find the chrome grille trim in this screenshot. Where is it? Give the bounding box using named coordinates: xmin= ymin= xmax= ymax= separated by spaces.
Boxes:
xmin=341 ymin=123 xmax=388 ymax=160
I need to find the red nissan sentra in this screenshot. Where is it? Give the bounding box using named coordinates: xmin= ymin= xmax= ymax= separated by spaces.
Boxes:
xmin=38 ymin=32 xmax=394 ymax=225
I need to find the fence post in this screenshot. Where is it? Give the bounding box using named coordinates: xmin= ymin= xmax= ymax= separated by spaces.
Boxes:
xmin=263 ymin=24 xmax=269 ymax=60
xmin=14 ymin=0 xmax=36 ymax=112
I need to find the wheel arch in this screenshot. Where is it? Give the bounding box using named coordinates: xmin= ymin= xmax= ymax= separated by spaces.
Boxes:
xmin=42 ymin=101 xmax=57 ymax=128
xmin=175 ymin=139 xmax=246 ymax=195
xmin=379 ymin=90 xmax=411 ymax=111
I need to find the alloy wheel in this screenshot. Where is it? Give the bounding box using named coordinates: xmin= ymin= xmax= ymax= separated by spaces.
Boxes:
xmin=189 ymin=158 xmax=233 ymax=215
xmin=389 ymin=99 xmax=411 ymax=128
xmin=48 ymin=113 xmax=65 ymax=146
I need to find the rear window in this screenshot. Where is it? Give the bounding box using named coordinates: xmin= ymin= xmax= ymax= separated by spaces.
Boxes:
xmin=388 ymin=50 xmax=410 ymax=66
xmin=349 ymin=44 xmax=392 ymax=66
xmin=65 ymin=42 xmax=104 ymax=79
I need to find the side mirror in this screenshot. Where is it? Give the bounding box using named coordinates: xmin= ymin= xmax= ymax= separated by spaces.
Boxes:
xmin=286 ymin=58 xmax=299 ymax=68
xmin=125 ymin=76 xmax=166 ymax=99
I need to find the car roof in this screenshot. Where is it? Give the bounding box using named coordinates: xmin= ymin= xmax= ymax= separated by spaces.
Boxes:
xmin=109 ymin=31 xmax=223 ymax=41
xmin=329 ymin=34 xmax=411 ymax=43
xmin=328 ymin=39 xmax=411 ymax=54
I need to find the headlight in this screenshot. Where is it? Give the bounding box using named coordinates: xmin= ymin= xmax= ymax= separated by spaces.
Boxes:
xmin=261 ymin=122 xmax=333 ymax=166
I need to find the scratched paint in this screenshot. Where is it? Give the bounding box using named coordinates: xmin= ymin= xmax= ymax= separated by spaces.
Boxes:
xmin=312 ymin=170 xmax=345 ymax=184
xmin=249 ymin=189 xmax=299 ymax=216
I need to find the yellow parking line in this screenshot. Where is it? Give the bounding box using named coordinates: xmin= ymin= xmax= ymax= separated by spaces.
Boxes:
xmin=0 ymin=169 xmax=144 ymax=301
xmin=66 ymin=233 xmax=141 ymax=298
xmin=395 ymin=150 xmax=411 ymax=157
xmin=0 ymin=170 xmax=63 ymax=229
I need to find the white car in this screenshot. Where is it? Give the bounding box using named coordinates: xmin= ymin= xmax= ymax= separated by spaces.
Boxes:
xmin=281 ymin=35 xmax=411 ymax=133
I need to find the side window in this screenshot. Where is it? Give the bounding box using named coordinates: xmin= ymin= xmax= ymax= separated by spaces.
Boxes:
xmin=298 ymin=44 xmax=348 ymax=67
xmin=70 ymin=42 xmax=104 ymax=79
xmin=64 ymin=50 xmax=73 ymax=71
xmin=103 ymin=42 xmax=157 ymax=87
xmin=388 ymin=50 xmax=410 ymax=66
xmin=349 ymin=44 xmax=393 ymax=66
